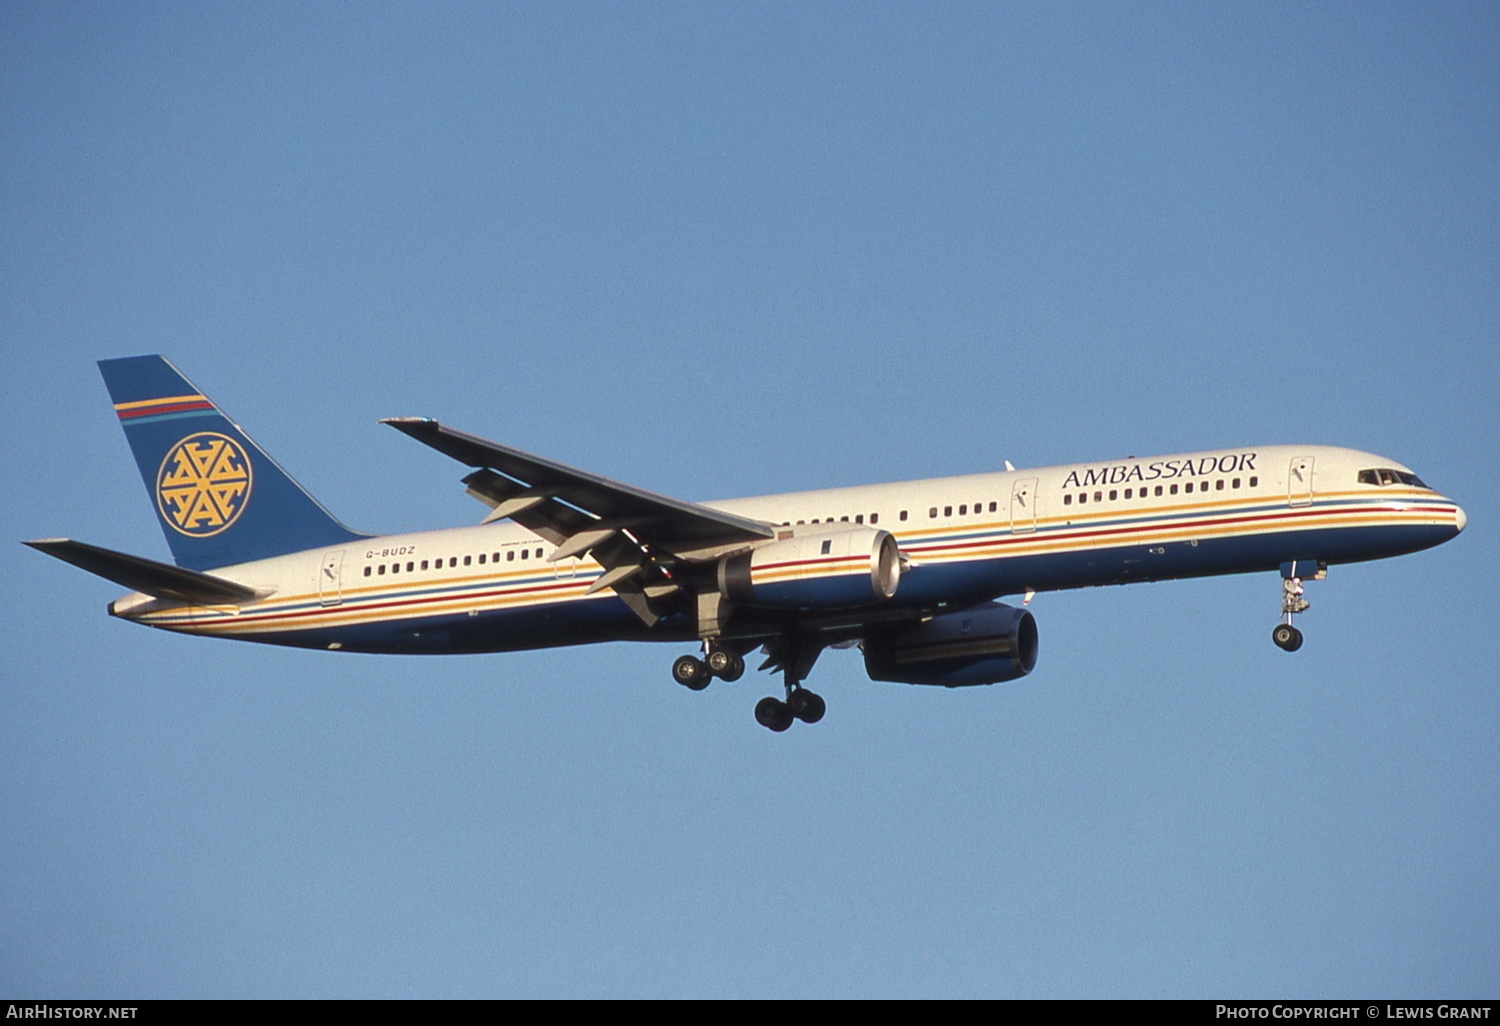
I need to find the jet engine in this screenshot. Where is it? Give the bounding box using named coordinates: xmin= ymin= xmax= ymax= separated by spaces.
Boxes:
xmin=863 ymin=602 xmax=1038 ymax=686
xmin=717 ymin=525 xmax=901 ymax=609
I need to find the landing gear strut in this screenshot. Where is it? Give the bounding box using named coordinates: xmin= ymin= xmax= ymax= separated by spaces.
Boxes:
xmin=1273 ymin=568 xmax=1312 ymax=652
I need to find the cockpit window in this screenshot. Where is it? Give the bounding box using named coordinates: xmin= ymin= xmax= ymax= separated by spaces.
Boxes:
xmin=1358 ymin=468 xmax=1428 ymax=488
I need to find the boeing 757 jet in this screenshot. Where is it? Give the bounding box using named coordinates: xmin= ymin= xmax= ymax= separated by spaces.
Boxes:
xmin=27 ymin=356 xmax=1466 ymax=730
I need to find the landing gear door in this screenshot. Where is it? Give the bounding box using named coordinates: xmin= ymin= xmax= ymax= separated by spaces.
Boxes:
xmin=1010 ymin=477 xmax=1038 ymax=534
xmin=319 ymin=550 xmax=344 ymax=607
xmin=1288 ymin=456 xmax=1315 ymax=508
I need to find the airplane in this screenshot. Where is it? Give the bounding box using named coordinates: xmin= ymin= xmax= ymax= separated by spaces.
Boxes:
xmin=27 ymin=355 xmax=1467 ymax=731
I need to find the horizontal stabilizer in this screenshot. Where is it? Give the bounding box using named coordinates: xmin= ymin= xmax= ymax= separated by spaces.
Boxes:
xmin=24 ymin=538 xmax=263 ymax=605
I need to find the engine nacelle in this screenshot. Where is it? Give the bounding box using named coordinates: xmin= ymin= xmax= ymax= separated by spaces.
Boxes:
xmin=863 ymin=602 xmax=1038 ymax=687
xmin=717 ymin=525 xmax=901 ymax=609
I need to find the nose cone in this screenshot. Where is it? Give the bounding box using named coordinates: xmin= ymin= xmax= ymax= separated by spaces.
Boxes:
xmin=1454 ymin=504 xmax=1467 ymax=533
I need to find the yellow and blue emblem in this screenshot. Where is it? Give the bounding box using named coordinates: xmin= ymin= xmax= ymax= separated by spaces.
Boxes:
xmin=155 ymin=432 xmax=253 ymax=537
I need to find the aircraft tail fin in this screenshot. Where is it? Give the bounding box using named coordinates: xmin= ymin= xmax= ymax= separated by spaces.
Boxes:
xmin=97 ymin=355 xmax=366 ymax=571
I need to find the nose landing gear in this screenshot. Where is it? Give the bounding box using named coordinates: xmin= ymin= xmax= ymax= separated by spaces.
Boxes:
xmin=1272 ymin=621 xmax=1303 ymax=652
xmin=1273 ymin=561 xmax=1322 ymax=651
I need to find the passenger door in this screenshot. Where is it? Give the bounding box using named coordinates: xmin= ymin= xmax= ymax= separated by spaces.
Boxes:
xmin=1288 ymin=456 xmax=1315 ymax=507
xmin=318 ymin=550 xmax=344 ymax=607
xmin=1010 ymin=477 xmax=1038 ymax=533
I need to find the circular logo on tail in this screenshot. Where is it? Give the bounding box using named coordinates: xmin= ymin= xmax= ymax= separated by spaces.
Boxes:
xmin=156 ymin=432 xmax=253 ymax=537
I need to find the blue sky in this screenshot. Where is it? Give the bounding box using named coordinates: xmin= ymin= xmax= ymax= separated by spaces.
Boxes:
xmin=3 ymin=2 xmax=1496 ymax=998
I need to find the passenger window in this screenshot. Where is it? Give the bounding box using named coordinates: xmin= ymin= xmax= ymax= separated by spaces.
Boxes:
xmin=406 ymin=562 xmax=413 ymax=572
xmin=1170 ymin=484 xmax=1178 ymax=495
xmin=478 ymin=553 xmax=486 ymax=564
xmin=520 ymin=550 xmax=528 ymax=560
xmin=1233 ymin=478 xmax=1241 ymax=489
xmin=463 ymin=555 xmax=472 ymax=566
xmin=364 ymin=566 xmax=371 ymax=577
xmin=1064 ymin=494 xmax=1073 ymax=505
xmin=855 ymin=514 xmax=864 ymax=524
xmin=1124 ymin=488 xmax=1132 ymax=499
xmin=1109 ymin=490 xmax=1118 ymax=501
xmin=899 ymin=511 xmax=907 ymax=521
xmin=1079 ymin=493 xmax=1088 ymax=504
xmin=421 ymin=560 xmax=429 ymax=571
xmin=989 ymin=501 xmax=997 ymax=512
xmin=820 ymin=539 xmax=832 ymax=555
xmin=378 ymin=564 xmax=386 ymax=575
xmin=1249 ymin=476 xmax=1258 ymax=487
xmin=959 ymin=504 xmax=967 ymax=515
xmin=929 ymin=508 xmax=938 ymax=518
xmin=944 ymin=506 xmax=952 ymax=517
xmin=1216 ymin=480 xmax=1224 ymax=491
xmin=1093 ymin=492 xmax=1102 ymax=503
xmin=1154 ymin=485 xmax=1163 ymax=496
xmin=871 ymin=513 xmax=879 ymax=524
xmin=507 ymin=550 xmax=515 ymax=561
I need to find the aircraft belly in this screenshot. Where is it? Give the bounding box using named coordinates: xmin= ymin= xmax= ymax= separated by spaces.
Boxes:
xmin=891 ymin=516 xmax=1457 ymax=597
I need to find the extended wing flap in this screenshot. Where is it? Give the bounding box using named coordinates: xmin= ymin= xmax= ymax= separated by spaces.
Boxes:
xmin=24 ymin=538 xmax=263 ymax=606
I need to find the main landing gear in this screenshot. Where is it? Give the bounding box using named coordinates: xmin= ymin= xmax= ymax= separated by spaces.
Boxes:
xmin=671 ymin=634 xmax=826 ymax=732
xmin=672 ymin=647 xmax=745 ymax=691
xmin=753 ymin=686 xmax=826 ymax=732
xmin=752 ymin=633 xmax=825 ymax=732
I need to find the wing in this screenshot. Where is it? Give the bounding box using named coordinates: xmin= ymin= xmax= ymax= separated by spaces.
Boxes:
xmin=382 ymin=418 xmax=775 ymax=625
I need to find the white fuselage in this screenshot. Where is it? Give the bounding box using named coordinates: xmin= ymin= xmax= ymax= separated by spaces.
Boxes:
xmin=111 ymin=444 xmax=1465 ymax=655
